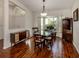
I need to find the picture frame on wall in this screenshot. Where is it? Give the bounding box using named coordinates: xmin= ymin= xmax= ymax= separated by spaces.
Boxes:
xmin=73 ymin=8 xmax=79 ymax=21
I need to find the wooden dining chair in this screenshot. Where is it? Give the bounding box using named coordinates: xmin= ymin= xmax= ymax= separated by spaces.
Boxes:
xmin=34 ymin=35 xmax=45 ymax=50
xmin=45 ymin=36 xmax=53 ymax=49
xmin=51 ymin=32 xmax=56 ymax=41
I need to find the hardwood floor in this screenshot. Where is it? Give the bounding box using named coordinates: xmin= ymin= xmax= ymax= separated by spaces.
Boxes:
xmin=0 ymin=37 xmax=79 ymax=58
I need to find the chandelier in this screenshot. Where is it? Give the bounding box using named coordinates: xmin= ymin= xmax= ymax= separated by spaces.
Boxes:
xmin=41 ymin=0 xmax=47 ymax=17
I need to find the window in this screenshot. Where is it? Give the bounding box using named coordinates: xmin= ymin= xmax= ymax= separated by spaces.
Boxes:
xmin=41 ymin=16 xmax=63 ymax=37
xmin=41 ymin=18 xmax=44 ymax=35
xmin=45 ymin=17 xmax=57 ymax=30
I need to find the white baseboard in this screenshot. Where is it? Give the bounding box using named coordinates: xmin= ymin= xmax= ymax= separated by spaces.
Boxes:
xmin=73 ymin=42 xmax=79 ymax=54
xmin=3 ymin=40 xmax=11 ymax=49
xmin=3 ymin=43 xmax=11 ymax=49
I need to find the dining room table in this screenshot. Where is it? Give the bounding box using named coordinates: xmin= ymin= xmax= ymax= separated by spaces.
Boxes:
xmin=33 ymin=30 xmax=57 ymax=47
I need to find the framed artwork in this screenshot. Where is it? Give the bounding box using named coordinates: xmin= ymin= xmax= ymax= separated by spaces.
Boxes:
xmin=73 ymin=8 xmax=79 ymax=21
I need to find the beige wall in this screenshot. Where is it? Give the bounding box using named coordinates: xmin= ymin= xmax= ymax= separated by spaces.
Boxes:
xmin=0 ymin=0 xmax=4 ymax=39
xmin=72 ymin=0 xmax=79 ymax=53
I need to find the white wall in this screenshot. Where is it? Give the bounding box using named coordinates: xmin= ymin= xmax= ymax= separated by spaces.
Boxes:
xmin=0 ymin=0 xmax=4 ymax=39
xmin=56 ymin=17 xmax=62 ymax=38
xmin=3 ymin=0 xmax=33 ymax=49
xmin=33 ymin=9 xmax=72 ymax=27
xmin=72 ymin=0 xmax=79 ymax=53
xmin=9 ymin=4 xmax=26 ymax=29
xmin=9 ymin=5 xmax=15 ymax=29
xmin=25 ymin=12 xmax=33 ymax=36
xmin=9 ymin=0 xmax=33 ymax=36
xmin=4 ymin=0 xmax=10 ymax=49
xmin=48 ymin=9 xmax=72 ymax=17
xmin=33 ymin=9 xmax=72 ymax=37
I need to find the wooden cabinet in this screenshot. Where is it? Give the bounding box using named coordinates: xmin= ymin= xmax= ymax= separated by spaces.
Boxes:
xmin=10 ymin=31 xmax=29 ymax=46
xmin=65 ymin=31 xmax=72 ymax=42
xmin=10 ymin=33 xmax=15 ymax=46
xmin=15 ymin=33 xmax=19 ymax=42
xmin=62 ymin=18 xmax=73 ymax=43
xmin=19 ymin=31 xmax=26 ymax=41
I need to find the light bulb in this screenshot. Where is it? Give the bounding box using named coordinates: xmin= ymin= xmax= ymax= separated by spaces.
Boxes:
xmin=41 ymin=12 xmax=47 ymax=16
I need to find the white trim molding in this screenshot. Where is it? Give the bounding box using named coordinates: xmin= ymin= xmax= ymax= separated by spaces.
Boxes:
xmin=73 ymin=42 xmax=79 ymax=54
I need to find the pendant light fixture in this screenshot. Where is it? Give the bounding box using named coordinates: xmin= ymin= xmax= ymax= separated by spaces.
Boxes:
xmin=41 ymin=0 xmax=47 ymax=17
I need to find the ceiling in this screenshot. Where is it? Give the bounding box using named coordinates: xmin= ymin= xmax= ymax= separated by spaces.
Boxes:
xmin=18 ymin=0 xmax=75 ymax=13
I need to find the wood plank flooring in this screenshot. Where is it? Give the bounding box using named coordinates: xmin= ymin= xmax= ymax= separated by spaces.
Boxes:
xmin=0 ymin=37 xmax=79 ymax=58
